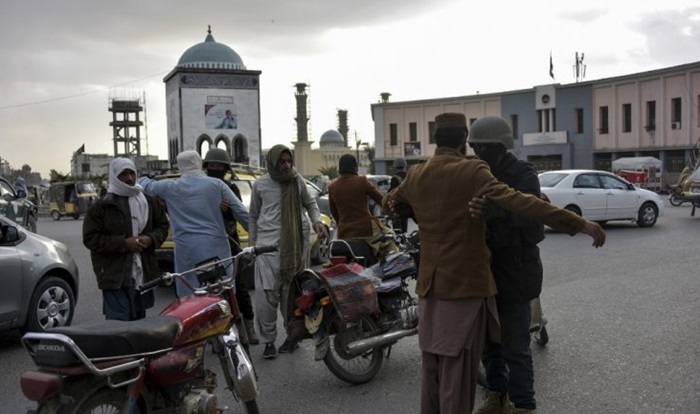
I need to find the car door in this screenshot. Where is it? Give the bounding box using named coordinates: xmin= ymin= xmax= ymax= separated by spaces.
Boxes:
xmin=598 ymin=173 xmax=639 ymax=218
xmin=0 ymin=221 xmax=23 ymax=328
xmin=571 ymin=173 xmax=607 ymax=219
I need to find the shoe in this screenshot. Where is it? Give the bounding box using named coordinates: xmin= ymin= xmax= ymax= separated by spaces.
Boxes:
xmin=244 ymin=319 xmax=260 ymax=345
xmin=509 ymin=405 xmax=536 ymax=414
xmin=278 ymin=337 xmax=299 ymax=354
xmin=262 ymin=342 xmax=277 ymax=359
xmin=474 ymin=390 xmax=510 ymax=414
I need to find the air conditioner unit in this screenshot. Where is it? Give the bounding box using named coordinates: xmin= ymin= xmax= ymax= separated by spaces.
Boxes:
xmin=671 ymin=121 xmax=681 ymax=130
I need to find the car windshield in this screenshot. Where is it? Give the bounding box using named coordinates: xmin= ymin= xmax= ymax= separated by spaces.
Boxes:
xmin=538 ymin=172 xmax=568 ymax=187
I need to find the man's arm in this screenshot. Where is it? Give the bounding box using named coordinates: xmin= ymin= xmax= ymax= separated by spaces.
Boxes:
xmin=248 ymin=181 xmax=261 ymax=246
xmin=221 ymin=183 xmax=249 ymax=231
xmin=299 ymin=177 xmax=327 ymax=238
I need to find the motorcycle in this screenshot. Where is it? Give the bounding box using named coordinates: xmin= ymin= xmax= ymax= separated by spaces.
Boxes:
xmin=668 ymin=184 xmax=684 ymax=206
xmin=19 ymin=245 xmax=276 ymax=414
xmin=285 ymin=230 xmax=420 ymax=385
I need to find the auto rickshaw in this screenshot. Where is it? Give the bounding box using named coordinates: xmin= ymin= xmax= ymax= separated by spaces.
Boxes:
xmin=48 ymin=181 xmax=98 ymax=220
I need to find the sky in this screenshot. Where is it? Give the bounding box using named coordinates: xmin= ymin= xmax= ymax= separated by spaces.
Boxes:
xmin=1 ymin=0 xmax=699 ymax=178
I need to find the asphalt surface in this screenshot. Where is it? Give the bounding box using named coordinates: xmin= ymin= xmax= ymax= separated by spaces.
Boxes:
xmin=1 ymin=202 xmax=699 ymax=413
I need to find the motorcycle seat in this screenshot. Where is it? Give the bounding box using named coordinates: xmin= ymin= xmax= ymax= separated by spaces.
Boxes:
xmin=40 ymin=316 xmax=181 ymax=364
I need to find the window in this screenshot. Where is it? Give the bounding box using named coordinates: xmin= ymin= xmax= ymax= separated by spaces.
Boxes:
xmin=428 ymin=121 xmax=436 ymax=144
xmin=81 ymin=163 xmax=90 ymax=173
xmin=389 ymin=123 xmax=398 ymax=146
xmin=510 ymin=115 xmax=519 ymax=139
xmin=598 ymin=106 xmax=609 ymax=134
xmin=671 ymin=97 xmax=682 ymax=123
xmin=408 ymin=122 xmax=417 ymax=141
xmin=574 ymin=108 xmax=584 ymax=134
xmin=622 ymin=103 xmax=632 ymax=133
xmin=599 ymin=174 xmax=628 ymax=190
xmin=573 ymin=173 xmax=601 ymax=189
xmin=645 ymin=101 xmax=656 ymax=131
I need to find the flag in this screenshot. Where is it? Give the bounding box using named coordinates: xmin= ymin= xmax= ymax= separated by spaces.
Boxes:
xmin=75 ymin=144 xmax=85 ymax=155
xmin=549 ymin=52 xmax=555 ymax=80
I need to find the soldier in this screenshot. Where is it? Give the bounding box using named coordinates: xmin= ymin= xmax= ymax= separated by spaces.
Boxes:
xmin=468 ymin=117 xmax=543 ymax=414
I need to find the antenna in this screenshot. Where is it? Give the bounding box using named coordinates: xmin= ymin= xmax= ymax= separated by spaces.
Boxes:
xmin=574 ymin=52 xmax=587 ymax=83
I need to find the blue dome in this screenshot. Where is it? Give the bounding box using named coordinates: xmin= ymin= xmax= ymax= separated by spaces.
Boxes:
xmin=177 ymin=29 xmax=246 ymax=70
xmin=320 ymin=129 xmax=345 ymax=147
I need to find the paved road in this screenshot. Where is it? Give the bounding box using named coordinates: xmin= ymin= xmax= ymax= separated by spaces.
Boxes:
xmin=1 ymin=203 xmax=699 ymax=413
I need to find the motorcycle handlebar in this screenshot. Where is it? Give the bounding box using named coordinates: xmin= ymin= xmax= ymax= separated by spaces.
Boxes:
xmin=138 ymin=244 xmax=278 ymax=293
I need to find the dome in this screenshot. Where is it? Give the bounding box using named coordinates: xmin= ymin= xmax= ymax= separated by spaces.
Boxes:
xmin=320 ymin=129 xmax=345 ymax=147
xmin=177 ymin=27 xmax=246 ymax=70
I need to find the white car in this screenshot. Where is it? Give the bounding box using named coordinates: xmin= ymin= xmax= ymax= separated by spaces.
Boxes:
xmin=538 ymin=169 xmax=664 ymax=227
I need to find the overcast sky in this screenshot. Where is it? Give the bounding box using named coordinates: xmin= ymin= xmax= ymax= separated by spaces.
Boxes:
xmin=1 ymin=0 xmax=699 ymax=178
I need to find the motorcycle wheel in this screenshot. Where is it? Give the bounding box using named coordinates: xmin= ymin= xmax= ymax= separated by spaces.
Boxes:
xmin=323 ymin=312 xmax=383 ymax=385
xmin=214 ymin=335 xmax=259 ymax=413
xmin=71 ymin=388 xmax=141 ymax=414
xmin=244 ymin=400 xmax=261 ymax=414
xmin=669 ymin=194 xmax=683 ymax=206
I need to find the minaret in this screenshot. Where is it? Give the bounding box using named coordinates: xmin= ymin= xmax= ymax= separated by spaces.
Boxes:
xmin=293 ymin=83 xmax=313 ymax=175
xmin=337 ymin=109 xmax=349 ymax=147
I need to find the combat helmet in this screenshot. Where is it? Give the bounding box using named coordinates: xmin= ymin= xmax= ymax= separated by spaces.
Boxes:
xmin=467 ymin=116 xmax=514 ymax=149
xmin=203 ymin=148 xmax=231 ymax=168
xmin=393 ymin=157 xmax=408 ymax=170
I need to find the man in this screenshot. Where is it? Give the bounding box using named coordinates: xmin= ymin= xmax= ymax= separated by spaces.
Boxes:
xmin=249 ymin=144 xmax=328 ymax=359
xmin=388 ymin=157 xmax=409 ymax=233
xmin=203 ymin=147 xmax=259 ymax=345
xmin=468 ymin=116 xmax=544 ymax=414
xmin=383 ymin=113 xmax=606 ymax=414
xmin=138 ymin=150 xmax=250 ymax=297
xmin=83 ymin=158 xmax=169 ymax=321
xmin=216 ymin=109 xmax=237 ymax=129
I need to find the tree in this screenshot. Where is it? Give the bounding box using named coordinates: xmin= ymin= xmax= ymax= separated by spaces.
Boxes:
xmin=318 ymin=166 xmax=338 ymax=180
xmin=364 ymin=145 xmax=376 ymax=174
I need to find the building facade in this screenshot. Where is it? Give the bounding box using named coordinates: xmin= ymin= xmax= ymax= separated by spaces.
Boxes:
xmin=371 ymin=61 xmax=700 ymax=186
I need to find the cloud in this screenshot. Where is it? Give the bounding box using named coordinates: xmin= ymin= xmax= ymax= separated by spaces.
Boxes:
xmin=630 ymin=7 xmax=700 ymax=65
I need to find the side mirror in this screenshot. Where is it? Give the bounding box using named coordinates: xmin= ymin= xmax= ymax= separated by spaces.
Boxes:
xmin=3 ymin=225 xmax=20 ymax=243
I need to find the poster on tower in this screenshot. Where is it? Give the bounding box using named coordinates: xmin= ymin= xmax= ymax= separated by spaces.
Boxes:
xmin=205 ymin=96 xmax=238 ymax=129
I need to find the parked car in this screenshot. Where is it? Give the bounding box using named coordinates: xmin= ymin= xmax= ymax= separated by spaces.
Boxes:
xmin=0 ymin=176 xmax=38 ymax=232
xmin=366 ymin=174 xmax=392 ymax=216
xmin=538 ymin=169 xmax=664 ymax=227
xmin=0 ymin=214 xmax=79 ymax=333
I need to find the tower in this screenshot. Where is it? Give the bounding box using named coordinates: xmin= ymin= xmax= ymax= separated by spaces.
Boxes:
xmin=294 ymin=83 xmax=310 ymax=143
xmin=109 ymin=89 xmax=144 ymax=158
xmin=337 ymin=109 xmax=349 ymax=147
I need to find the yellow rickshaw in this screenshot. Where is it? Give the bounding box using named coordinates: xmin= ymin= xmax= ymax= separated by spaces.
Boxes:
xmin=48 ymin=181 xmax=98 ymax=220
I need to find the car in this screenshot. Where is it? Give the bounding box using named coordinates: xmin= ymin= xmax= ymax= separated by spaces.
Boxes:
xmin=365 ymin=174 xmax=392 ymax=216
xmin=0 ymin=176 xmax=39 ymax=232
xmin=0 ymin=214 xmax=80 ymax=333
xmin=538 ymin=169 xmax=665 ymax=227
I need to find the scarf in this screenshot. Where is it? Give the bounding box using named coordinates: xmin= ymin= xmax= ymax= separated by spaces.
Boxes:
xmin=266 ymin=145 xmax=303 ymax=283
xmin=108 ymin=158 xmax=148 ymax=287
xmin=338 ymin=154 xmax=358 ymax=175
xmin=177 ymin=150 xmax=206 ymax=177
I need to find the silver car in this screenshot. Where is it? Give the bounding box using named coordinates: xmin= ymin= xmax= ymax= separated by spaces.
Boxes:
xmin=0 ymin=215 xmax=79 ymax=333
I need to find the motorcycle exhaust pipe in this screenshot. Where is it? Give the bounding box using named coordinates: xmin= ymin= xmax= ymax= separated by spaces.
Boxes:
xmin=345 ymin=327 xmax=418 ymax=356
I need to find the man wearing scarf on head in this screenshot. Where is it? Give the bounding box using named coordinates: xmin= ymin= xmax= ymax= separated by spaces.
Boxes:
xmin=249 ymin=144 xmax=328 ymax=359
xmin=138 ymin=150 xmax=250 ymax=297
xmin=83 ymin=158 xmax=169 ymax=321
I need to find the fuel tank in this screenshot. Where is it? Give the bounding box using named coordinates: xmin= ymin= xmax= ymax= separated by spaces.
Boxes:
xmin=160 ymin=294 xmax=232 ymax=346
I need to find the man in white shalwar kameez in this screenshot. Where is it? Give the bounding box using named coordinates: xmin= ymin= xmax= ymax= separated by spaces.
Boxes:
xmin=138 ymin=150 xmax=250 ymax=297
xmin=249 ymin=145 xmax=327 ymax=359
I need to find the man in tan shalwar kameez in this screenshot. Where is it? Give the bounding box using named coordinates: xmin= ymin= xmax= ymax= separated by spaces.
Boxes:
xmin=384 ymin=113 xmax=606 ymax=414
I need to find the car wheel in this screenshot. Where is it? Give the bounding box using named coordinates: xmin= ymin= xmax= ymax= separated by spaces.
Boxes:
xmin=51 ymin=210 xmax=61 ymax=221
xmin=565 ymin=205 xmax=582 ymax=216
xmin=23 ymin=276 xmax=76 ymax=333
xmin=637 ymin=202 xmax=658 ymax=227
xmin=311 ymin=225 xmax=331 ymax=265
xmin=26 ymin=215 xmax=37 ymax=233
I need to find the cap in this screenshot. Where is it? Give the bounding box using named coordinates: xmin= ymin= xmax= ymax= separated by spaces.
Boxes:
xmin=435 ymin=113 xmax=467 ymax=129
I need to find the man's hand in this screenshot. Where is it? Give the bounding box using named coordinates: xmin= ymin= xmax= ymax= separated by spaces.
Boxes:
xmin=468 ymin=196 xmax=487 ymax=218
xmin=581 ymin=221 xmax=606 ymax=247
xmin=313 ymin=222 xmax=329 ymax=239
xmin=125 ymin=236 xmax=147 ymax=253
xmin=220 ymin=198 xmax=229 ymax=213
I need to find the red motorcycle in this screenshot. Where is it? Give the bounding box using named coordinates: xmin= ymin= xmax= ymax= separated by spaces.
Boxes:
xmin=19 ymin=245 xmax=276 ymax=414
